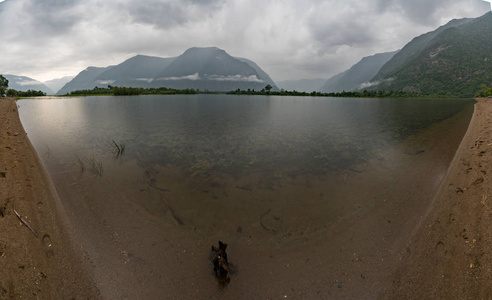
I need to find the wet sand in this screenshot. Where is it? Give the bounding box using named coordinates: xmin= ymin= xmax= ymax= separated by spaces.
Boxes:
xmin=2 ymin=96 xmax=489 ymax=299
xmin=0 ymin=98 xmax=100 ymax=299
xmin=382 ymin=98 xmax=492 ymax=299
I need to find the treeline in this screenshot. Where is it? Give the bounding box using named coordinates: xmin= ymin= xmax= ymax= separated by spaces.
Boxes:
xmin=227 ymin=88 xmax=425 ymax=98
xmin=6 ymin=89 xmax=46 ymax=97
xmin=68 ymin=86 xmax=197 ymax=96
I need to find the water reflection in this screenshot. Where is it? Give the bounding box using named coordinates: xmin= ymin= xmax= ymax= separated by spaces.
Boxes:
xmin=19 ymin=96 xmax=473 ymax=177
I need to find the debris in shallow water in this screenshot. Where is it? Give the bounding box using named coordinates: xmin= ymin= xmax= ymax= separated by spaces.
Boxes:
xmin=260 ymin=208 xmax=276 ymax=234
xmin=211 ymin=241 xmax=230 ymax=277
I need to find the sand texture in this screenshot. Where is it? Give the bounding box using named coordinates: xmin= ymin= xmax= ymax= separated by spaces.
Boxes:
xmin=383 ymin=98 xmax=492 ymax=299
xmin=0 ymin=98 xmax=99 ymax=299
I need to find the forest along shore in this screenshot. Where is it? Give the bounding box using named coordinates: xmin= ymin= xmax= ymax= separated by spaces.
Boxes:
xmin=383 ymin=98 xmax=492 ymax=299
xmin=0 ymin=98 xmax=99 ymax=299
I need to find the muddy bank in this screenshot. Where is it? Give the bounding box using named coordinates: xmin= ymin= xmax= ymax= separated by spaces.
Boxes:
xmin=0 ymin=98 xmax=99 ymax=299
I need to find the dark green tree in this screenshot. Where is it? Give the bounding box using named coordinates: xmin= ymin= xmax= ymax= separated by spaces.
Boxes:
xmin=0 ymin=75 xmax=8 ymax=96
xmin=6 ymin=89 xmax=17 ymax=97
xmin=264 ymin=84 xmax=272 ymax=93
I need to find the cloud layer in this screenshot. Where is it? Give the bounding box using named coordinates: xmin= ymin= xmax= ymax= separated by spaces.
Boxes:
xmin=0 ymin=0 xmax=489 ymax=82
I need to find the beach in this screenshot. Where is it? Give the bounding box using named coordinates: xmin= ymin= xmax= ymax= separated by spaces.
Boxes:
xmin=383 ymin=97 xmax=492 ymax=299
xmin=0 ymin=98 xmax=99 ymax=299
xmin=0 ymin=96 xmax=490 ymax=299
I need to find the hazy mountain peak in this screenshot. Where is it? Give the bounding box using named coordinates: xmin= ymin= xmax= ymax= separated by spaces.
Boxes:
xmin=3 ymin=74 xmax=54 ymax=95
xmin=44 ymin=76 xmax=74 ymax=94
xmin=320 ymin=50 xmax=398 ymax=93
xmin=57 ymin=47 xmax=277 ymax=94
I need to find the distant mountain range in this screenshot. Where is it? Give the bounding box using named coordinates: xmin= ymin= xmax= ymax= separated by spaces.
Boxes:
xmin=58 ymin=47 xmax=278 ymax=95
xmin=317 ymin=12 xmax=492 ymax=97
xmin=320 ymin=51 xmax=399 ymax=93
xmin=44 ymin=76 xmax=74 ymax=94
xmin=3 ymin=12 xmax=491 ymax=98
xmin=369 ymin=12 xmax=492 ymax=97
xmin=3 ymin=74 xmax=54 ymax=95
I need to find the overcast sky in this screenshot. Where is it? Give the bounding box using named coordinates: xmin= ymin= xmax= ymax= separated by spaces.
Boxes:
xmin=0 ymin=0 xmax=490 ymax=83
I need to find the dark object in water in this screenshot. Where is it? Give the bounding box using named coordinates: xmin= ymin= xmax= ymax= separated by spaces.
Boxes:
xmin=211 ymin=241 xmax=230 ymax=277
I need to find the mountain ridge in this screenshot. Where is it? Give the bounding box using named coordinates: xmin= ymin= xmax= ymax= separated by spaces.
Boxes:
xmin=320 ymin=50 xmax=399 ymax=93
xmin=369 ymin=12 xmax=492 ymax=97
xmin=3 ymin=74 xmax=54 ymax=95
xmin=58 ymin=47 xmax=278 ymax=94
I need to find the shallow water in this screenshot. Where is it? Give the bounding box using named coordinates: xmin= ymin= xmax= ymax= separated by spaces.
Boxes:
xmin=18 ymin=95 xmax=474 ymax=298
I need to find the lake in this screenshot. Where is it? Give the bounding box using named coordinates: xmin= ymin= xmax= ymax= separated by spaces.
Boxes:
xmin=18 ymin=95 xmax=474 ymax=299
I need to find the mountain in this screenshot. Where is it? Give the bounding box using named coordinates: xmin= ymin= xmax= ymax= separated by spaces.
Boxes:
xmin=151 ymin=47 xmax=277 ymax=91
xmin=3 ymin=74 xmax=54 ymax=95
xmin=92 ymin=55 xmax=176 ymax=87
xmin=369 ymin=12 xmax=492 ymax=97
xmin=57 ymin=66 xmax=113 ymax=95
xmin=44 ymin=76 xmax=74 ymax=94
xmin=372 ymin=18 xmax=474 ymax=82
xmin=234 ymin=57 xmax=277 ymax=90
xmin=58 ymin=47 xmax=278 ymax=94
xmin=277 ymin=79 xmax=326 ymax=92
xmin=320 ymin=51 xmax=398 ymax=93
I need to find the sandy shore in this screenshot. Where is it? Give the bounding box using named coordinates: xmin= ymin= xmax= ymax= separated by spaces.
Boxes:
xmin=1 ymin=96 xmax=489 ymax=298
xmin=0 ymin=98 xmax=99 ymax=299
xmin=382 ymin=98 xmax=492 ymax=299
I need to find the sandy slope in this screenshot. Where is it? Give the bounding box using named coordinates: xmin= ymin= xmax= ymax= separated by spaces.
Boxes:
xmin=0 ymin=98 xmax=99 ymax=299
xmin=382 ymin=98 xmax=492 ymax=299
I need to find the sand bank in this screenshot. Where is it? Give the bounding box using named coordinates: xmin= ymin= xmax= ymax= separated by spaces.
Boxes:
xmin=0 ymin=98 xmax=99 ymax=299
xmin=382 ymin=98 xmax=492 ymax=298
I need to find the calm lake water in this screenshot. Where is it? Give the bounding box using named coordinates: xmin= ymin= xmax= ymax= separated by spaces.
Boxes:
xmin=18 ymin=95 xmax=474 ymax=298
xmin=19 ymin=95 xmax=472 ymax=174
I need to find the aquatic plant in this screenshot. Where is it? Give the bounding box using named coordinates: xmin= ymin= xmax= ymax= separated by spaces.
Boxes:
xmin=112 ymin=140 xmax=125 ymax=157
xmin=87 ymin=155 xmax=104 ymax=176
xmin=74 ymin=154 xmax=85 ymax=172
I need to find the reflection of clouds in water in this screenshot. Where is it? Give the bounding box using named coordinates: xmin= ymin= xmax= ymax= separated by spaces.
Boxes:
xmin=18 ymin=95 xmax=475 ymax=176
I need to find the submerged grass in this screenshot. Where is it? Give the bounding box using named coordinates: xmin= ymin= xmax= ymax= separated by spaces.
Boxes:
xmin=112 ymin=140 xmax=126 ymax=157
xmin=74 ymin=154 xmax=85 ymax=172
xmin=87 ymin=155 xmax=104 ymax=176
xmin=74 ymin=154 xmax=103 ymax=176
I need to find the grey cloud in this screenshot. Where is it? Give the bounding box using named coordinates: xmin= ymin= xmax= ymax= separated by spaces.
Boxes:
xmin=127 ymin=0 xmax=225 ymax=29
xmin=21 ymin=0 xmax=83 ymax=36
xmin=310 ymin=20 xmax=376 ymax=49
xmin=377 ymin=0 xmax=490 ymax=25
xmin=0 ymin=0 xmax=490 ymax=82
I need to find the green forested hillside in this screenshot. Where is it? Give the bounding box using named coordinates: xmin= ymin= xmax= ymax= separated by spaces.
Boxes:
xmin=371 ymin=12 xmax=492 ymax=97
